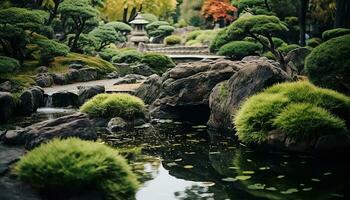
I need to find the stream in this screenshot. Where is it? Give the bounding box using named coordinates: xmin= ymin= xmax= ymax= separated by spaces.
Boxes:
xmin=1 ymin=108 xmax=348 ymax=200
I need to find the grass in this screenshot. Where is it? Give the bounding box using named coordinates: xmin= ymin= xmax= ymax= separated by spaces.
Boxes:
xmin=80 ymin=93 xmax=146 ymax=120
xmin=14 ymin=138 xmax=139 ymax=200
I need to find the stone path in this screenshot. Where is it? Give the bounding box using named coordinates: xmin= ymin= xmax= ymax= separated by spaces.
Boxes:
xmin=43 ymin=79 xmax=142 ymax=95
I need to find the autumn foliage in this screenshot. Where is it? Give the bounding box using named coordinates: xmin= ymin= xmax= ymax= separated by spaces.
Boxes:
xmin=201 ymin=0 xmax=237 ymax=23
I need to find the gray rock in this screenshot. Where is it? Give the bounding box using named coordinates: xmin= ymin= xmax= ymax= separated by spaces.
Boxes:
xmin=78 ymin=85 xmax=105 ymax=105
xmin=106 ymin=71 xmax=120 ymax=79
xmin=0 ymin=174 xmax=41 ymax=200
xmin=285 ymin=47 xmax=312 ymax=76
xmin=0 ymin=81 xmax=12 ymax=92
xmin=69 ymin=63 xmax=84 ymax=70
xmin=132 ymin=64 xmax=154 ymax=76
xmin=66 ymin=69 xmax=80 ymax=83
xmin=107 ymin=117 xmax=128 ymax=132
xmin=114 ymin=74 xmax=146 ymax=85
xmin=208 ymin=58 xmax=291 ymax=131
xmin=0 ymin=92 xmax=15 ymax=122
xmin=0 ymin=144 xmax=25 ymax=174
xmin=52 ymin=73 xmax=67 ymax=85
xmin=77 ymin=68 xmax=99 ymax=82
xmin=35 ymin=73 xmax=53 ymax=87
xmin=51 ymin=91 xmax=79 ymax=107
xmin=2 ymin=113 xmax=97 ymax=149
xmin=17 ymin=87 xmax=45 ymax=116
xmin=135 ymin=74 xmax=161 ymax=104
xmin=36 ymin=66 xmax=48 ymax=73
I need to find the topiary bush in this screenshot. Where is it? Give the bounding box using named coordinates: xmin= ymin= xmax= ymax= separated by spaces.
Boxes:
xmin=218 ymin=41 xmax=262 ymax=60
xmin=14 ymin=138 xmax=139 ymax=200
xmin=322 ymin=28 xmax=350 ymax=41
xmin=0 ymin=56 xmax=20 ymax=73
xmin=278 ymin=44 xmax=301 ymax=54
xmin=164 ymin=35 xmax=182 ymax=45
xmin=185 ymin=30 xmax=203 ymax=41
xmin=141 ymin=53 xmax=176 ymax=74
xmin=234 ymin=81 xmax=350 ymax=146
xmin=306 ymin=38 xmax=322 ymax=48
xmin=305 ymin=34 xmax=350 ymax=95
xmin=209 ymin=28 xmax=230 ymax=52
xmin=80 ymin=93 xmax=145 ymax=120
xmin=34 ymin=39 xmax=70 ymax=65
xmin=98 ymin=47 xmax=121 ymax=61
xmin=112 ymin=50 xmax=143 ymax=64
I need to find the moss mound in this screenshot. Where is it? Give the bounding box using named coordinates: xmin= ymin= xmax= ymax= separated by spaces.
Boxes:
xmin=141 ymin=53 xmax=175 ymax=75
xmin=277 ymin=44 xmax=301 ymax=54
xmin=164 ymin=35 xmax=182 ymax=45
xmin=218 ymin=41 xmax=262 ymax=60
xmin=14 ymin=138 xmax=138 ymax=200
xmin=112 ymin=50 xmax=143 ymax=64
xmin=322 ymin=28 xmax=350 ymax=41
xmin=234 ymin=81 xmax=350 ymax=145
xmin=80 ymin=93 xmax=145 ymax=119
xmin=305 ymin=34 xmax=350 ymax=95
xmin=0 ymin=56 xmax=20 ymax=73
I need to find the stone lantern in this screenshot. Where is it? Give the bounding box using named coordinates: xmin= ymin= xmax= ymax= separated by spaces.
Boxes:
xmin=129 ymin=13 xmax=150 ymax=45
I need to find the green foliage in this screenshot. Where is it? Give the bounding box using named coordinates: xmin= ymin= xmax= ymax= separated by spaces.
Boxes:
xmin=98 ymin=47 xmax=121 ymax=61
xmin=273 ymin=103 xmax=347 ymax=140
xmin=234 ymin=81 xmax=350 ymax=145
xmin=89 ymin=26 xmax=123 ymax=50
xmin=146 ymin=21 xmax=169 ymax=32
xmin=277 ymin=44 xmax=300 ymax=54
xmin=185 ymin=30 xmax=203 ymax=42
xmin=218 ymin=41 xmax=262 ymax=60
xmin=164 ymin=35 xmax=182 ymax=45
xmin=0 ymin=56 xmax=20 ymax=73
xmin=141 ymin=53 xmax=176 ymax=74
xmin=112 ymin=50 xmax=143 ymax=64
xmin=33 ymin=39 xmax=70 ymax=65
xmin=322 ymin=28 xmax=350 ymax=41
xmin=141 ymin=13 xmax=158 ymax=23
xmin=306 ymin=38 xmax=322 ymax=48
xmin=80 ymin=93 xmax=145 ymax=119
xmin=147 ymin=21 xmax=175 ymax=38
xmin=305 ymin=35 xmax=350 ymax=95
xmin=14 ymin=138 xmax=138 ymax=200
xmin=271 ymin=37 xmax=286 ymax=48
xmin=104 ymin=21 xmax=132 ymax=33
xmin=185 ymin=40 xmax=203 ymax=47
xmin=210 ymin=28 xmax=231 ymax=52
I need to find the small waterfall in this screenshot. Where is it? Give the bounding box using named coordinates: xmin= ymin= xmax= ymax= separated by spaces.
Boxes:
xmin=45 ymin=95 xmax=53 ymax=107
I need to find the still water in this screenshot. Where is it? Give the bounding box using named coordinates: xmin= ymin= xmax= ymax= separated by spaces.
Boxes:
xmin=2 ymin=109 xmax=349 ymax=200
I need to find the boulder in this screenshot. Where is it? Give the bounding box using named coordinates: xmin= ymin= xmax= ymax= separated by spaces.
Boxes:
xmin=51 ymin=91 xmax=79 ymax=107
xmin=17 ymin=87 xmax=45 ymax=116
xmin=140 ymin=59 xmax=242 ymax=120
xmin=135 ymin=74 xmax=161 ymax=104
xmin=208 ymin=58 xmax=291 ymax=131
xmin=107 ymin=117 xmax=128 ymax=132
xmin=0 ymin=81 xmax=12 ymax=92
xmin=76 ymin=68 xmax=99 ymax=82
xmin=2 ymin=113 xmax=97 ymax=149
xmin=0 ymin=92 xmax=15 ymax=122
xmin=106 ymin=71 xmax=120 ymax=79
xmin=52 ymin=73 xmax=67 ymax=85
xmin=114 ymin=74 xmax=146 ymax=85
xmin=131 ymin=64 xmax=154 ymax=76
xmin=78 ymin=85 xmax=105 ymax=105
xmin=36 ymin=66 xmax=48 ymax=73
xmin=69 ymin=63 xmax=84 ymax=70
xmin=66 ymin=69 xmax=80 ymax=83
xmin=285 ymin=47 xmax=311 ymax=76
xmin=35 ymin=73 xmax=53 ymax=87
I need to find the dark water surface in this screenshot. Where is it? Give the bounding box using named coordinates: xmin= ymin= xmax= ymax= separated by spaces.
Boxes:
xmin=1 ymin=110 xmax=349 ymax=200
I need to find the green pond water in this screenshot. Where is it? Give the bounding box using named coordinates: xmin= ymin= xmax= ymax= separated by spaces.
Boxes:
xmin=2 ymin=109 xmax=349 ymax=200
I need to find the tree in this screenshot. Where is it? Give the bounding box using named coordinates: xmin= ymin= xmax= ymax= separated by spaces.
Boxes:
xmin=226 ymin=15 xmax=289 ymax=71
xmin=335 ymin=0 xmax=350 ymax=28
xmin=59 ymin=0 xmax=99 ymax=52
xmin=0 ymin=7 xmax=51 ymax=63
xmin=89 ymin=26 xmax=123 ymax=51
xmin=201 ymin=0 xmax=237 ymax=27
xmin=299 ymin=0 xmax=309 ymax=46
xmin=180 ymin=0 xmax=205 ymax=26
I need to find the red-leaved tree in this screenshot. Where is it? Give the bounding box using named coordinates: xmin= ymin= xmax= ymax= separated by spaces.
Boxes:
xmin=202 ymin=0 xmax=237 ymax=26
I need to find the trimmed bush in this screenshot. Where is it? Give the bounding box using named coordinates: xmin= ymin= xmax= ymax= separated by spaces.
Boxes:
xmin=164 ymin=35 xmax=182 ymax=45
xmin=278 ymin=44 xmax=301 ymax=54
xmin=305 ymin=35 xmax=350 ymax=94
xmin=210 ymin=28 xmax=230 ymax=52
xmin=80 ymin=93 xmax=145 ymax=119
xmin=234 ymin=81 xmax=350 ymax=145
xmin=141 ymin=13 xmax=158 ymax=23
xmin=14 ymin=138 xmax=138 ymax=200
xmin=185 ymin=30 xmax=203 ymax=41
xmin=34 ymin=39 xmax=70 ymax=65
xmin=0 ymin=56 xmax=20 ymax=73
xmin=185 ymin=40 xmax=202 ymax=47
xmin=112 ymin=50 xmax=143 ymax=64
xmin=322 ymin=28 xmax=350 ymax=41
xmin=306 ymin=38 xmax=322 ymax=48
xmin=141 ymin=53 xmax=176 ymax=74
xmin=98 ymin=47 xmax=121 ymax=61
xmin=218 ymin=41 xmax=262 ymax=60
xmin=272 ymin=37 xmax=286 ymax=48
xmin=104 ymin=22 xmax=132 ymax=33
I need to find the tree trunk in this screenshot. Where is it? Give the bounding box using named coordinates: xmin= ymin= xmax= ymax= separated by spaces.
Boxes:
xmin=47 ymin=1 xmax=60 ymax=25
xmin=264 ymin=0 xmax=271 ymax=12
xmin=299 ymin=0 xmax=308 ymax=46
xmin=123 ymin=8 xmax=128 ymax=23
xmin=335 ymin=0 xmax=350 ymax=28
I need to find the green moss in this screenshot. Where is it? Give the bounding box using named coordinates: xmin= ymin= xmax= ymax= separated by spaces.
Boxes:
xmin=322 ymin=28 xmax=350 ymax=41
xmin=98 ymin=48 xmax=121 ymax=61
xmin=111 ymin=50 xmax=143 ymax=64
xmin=164 ymin=35 xmax=182 ymax=45
xmin=210 ymin=28 xmax=230 ymax=52
xmin=306 ymin=38 xmax=322 ymax=48
xmin=219 ymin=81 xmax=229 ymax=98
xmin=14 ymin=138 xmax=138 ymax=200
xmin=141 ymin=53 xmax=176 ymax=75
xmin=262 ymin=51 xmax=276 ymax=60
xmin=234 ymin=81 xmax=350 ymax=145
xmin=305 ymin=34 xmax=350 ymax=94
xmin=51 ymin=53 xmax=115 ymax=74
xmin=277 ymin=44 xmax=301 ymax=54
xmin=0 ymin=56 xmax=20 ymax=73
xmin=273 ymin=103 xmax=347 ymax=140
xmin=80 ymin=93 xmax=145 ymax=119
xmin=218 ymin=41 xmax=262 ymax=60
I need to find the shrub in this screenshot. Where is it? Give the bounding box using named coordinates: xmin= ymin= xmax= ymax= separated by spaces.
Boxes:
xmin=0 ymin=56 xmax=20 ymax=73
xmin=196 ymin=30 xmax=219 ymax=45
xmin=80 ymin=93 xmax=145 ymax=119
xmin=185 ymin=40 xmax=202 ymax=47
xmin=112 ymin=50 xmax=143 ymax=64
xmin=278 ymin=44 xmax=301 ymax=54
xmin=272 ymin=37 xmax=286 ymax=48
xmin=141 ymin=13 xmax=158 ymax=23
xmin=141 ymin=53 xmax=176 ymax=74
xmin=164 ymin=35 xmax=182 ymax=45
xmin=218 ymin=41 xmax=262 ymax=60
xmin=185 ymin=30 xmax=203 ymax=41
xmin=146 ymin=21 xmax=169 ymax=32
xmin=306 ymin=38 xmax=322 ymax=48
xmin=98 ymin=47 xmax=121 ymax=61
xmin=34 ymin=39 xmax=70 ymax=65
xmin=305 ymin=35 xmax=350 ymax=94
xmin=209 ymin=28 xmax=231 ymax=52
xmin=322 ymin=28 xmax=350 ymax=41
xmin=234 ymin=81 xmax=350 ymax=145
xmin=14 ymin=138 xmax=138 ymax=200
xmin=104 ymin=22 xmax=132 ymax=33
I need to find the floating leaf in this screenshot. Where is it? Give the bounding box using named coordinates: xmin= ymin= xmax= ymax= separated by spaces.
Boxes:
xmin=188 ymin=139 xmax=200 ymax=143
xmin=323 ymin=172 xmax=332 ymax=176
xmin=311 ymin=178 xmax=320 ymax=182
xmin=235 ymin=175 xmax=251 ymax=181
xmin=266 ymin=187 xmax=277 ymax=191
xmin=229 ymin=166 xmax=240 ymax=170
xmin=330 ymin=193 xmax=344 ymax=198
xmin=259 ymin=167 xmax=270 ymax=170
xmin=167 ymin=162 xmax=177 ymax=167
xmin=302 ymin=187 xmax=313 ymax=192
xmin=277 ymin=175 xmax=285 ymax=179
xmin=242 ymin=171 xmax=255 ymax=175
xmin=247 ymin=159 xmax=252 ymax=162
xmin=209 ymin=152 xmax=220 ymax=155
xmin=281 ymin=188 xmax=299 ymax=194
xmin=202 ymin=182 xmax=216 ymax=186
xmin=172 ymin=144 xmax=181 ymax=147
xmin=174 ymin=158 xmax=182 ymax=162
xmin=184 ymin=165 xmax=194 ymax=169
xmin=222 ymin=177 xmax=237 ymax=182
xmin=192 ymin=125 xmax=207 ymax=129
xmin=248 ymin=183 xmax=265 ymax=190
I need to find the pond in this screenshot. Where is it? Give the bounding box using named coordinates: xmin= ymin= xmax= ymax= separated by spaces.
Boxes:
xmin=1 ymin=109 xmax=348 ymax=200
